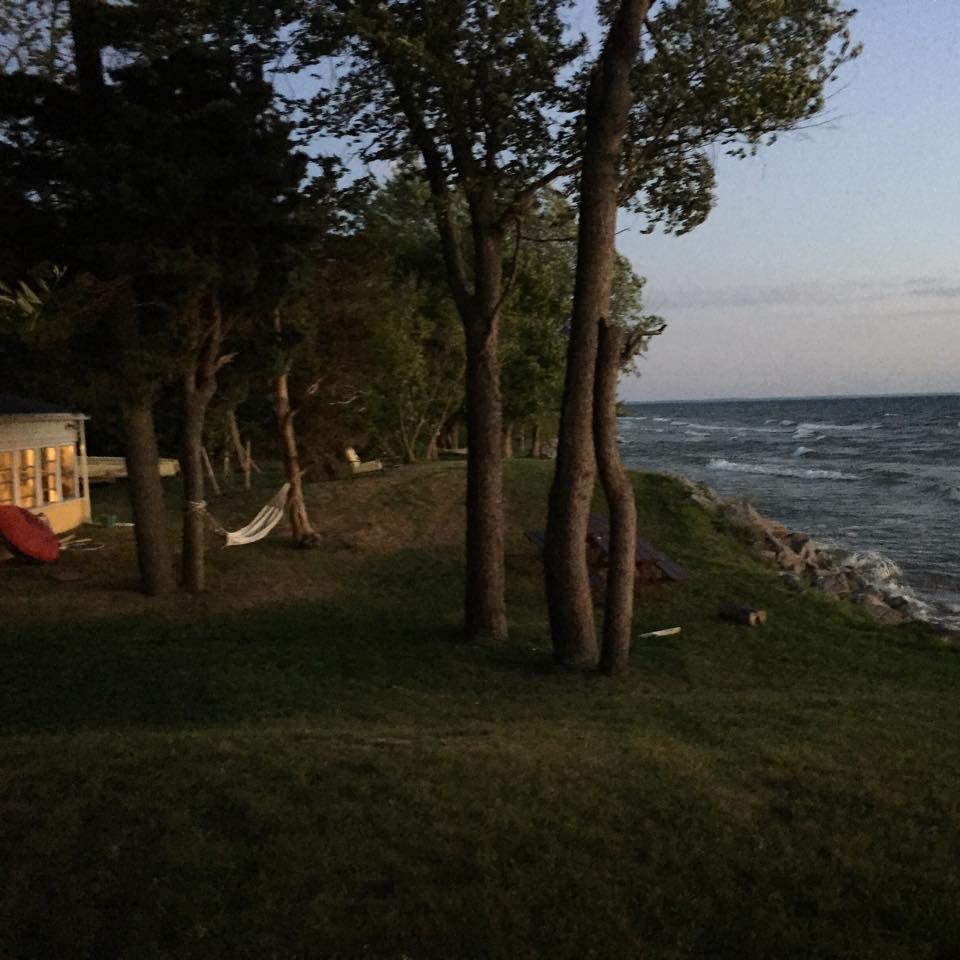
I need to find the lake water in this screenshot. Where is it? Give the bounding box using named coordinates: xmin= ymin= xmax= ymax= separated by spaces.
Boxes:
xmin=619 ymin=394 xmax=960 ymax=631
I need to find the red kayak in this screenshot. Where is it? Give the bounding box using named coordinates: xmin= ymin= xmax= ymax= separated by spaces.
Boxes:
xmin=0 ymin=505 xmax=60 ymax=563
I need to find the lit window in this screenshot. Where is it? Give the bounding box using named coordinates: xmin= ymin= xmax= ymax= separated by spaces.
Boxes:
xmin=42 ymin=447 xmax=59 ymax=503
xmin=18 ymin=449 xmax=37 ymax=508
xmin=0 ymin=451 xmax=12 ymax=505
xmin=60 ymin=445 xmax=76 ymax=500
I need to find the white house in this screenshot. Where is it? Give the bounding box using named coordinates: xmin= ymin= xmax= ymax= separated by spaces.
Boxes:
xmin=0 ymin=395 xmax=92 ymax=534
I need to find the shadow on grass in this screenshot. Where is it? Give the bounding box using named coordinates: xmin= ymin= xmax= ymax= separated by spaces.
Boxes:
xmin=1 ymin=546 xmax=566 ymax=735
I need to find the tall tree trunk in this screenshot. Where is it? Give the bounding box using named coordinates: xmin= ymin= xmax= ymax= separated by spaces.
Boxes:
xmin=67 ymin=0 xmax=104 ymax=101
xmin=464 ymin=320 xmax=507 ymax=642
xmin=180 ymin=381 xmax=208 ymax=592
xmin=180 ymin=296 xmax=225 ymax=592
xmin=595 ymin=322 xmax=637 ymax=676
xmin=463 ymin=229 xmax=508 ymax=643
xmin=122 ymin=403 xmax=174 ymax=596
xmin=544 ymin=0 xmax=652 ymax=666
xmin=395 ymin=77 xmax=508 ymax=641
xmin=112 ymin=282 xmax=173 ymax=597
xmin=274 ymin=375 xmax=316 ymax=544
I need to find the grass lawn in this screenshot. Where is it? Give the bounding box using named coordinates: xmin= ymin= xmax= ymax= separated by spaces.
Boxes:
xmin=1 ymin=459 xmax=959 ymax=959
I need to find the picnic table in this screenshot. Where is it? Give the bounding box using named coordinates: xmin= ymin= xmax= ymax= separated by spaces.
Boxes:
xmin=526 ymin=513 xmax=689 ymax=600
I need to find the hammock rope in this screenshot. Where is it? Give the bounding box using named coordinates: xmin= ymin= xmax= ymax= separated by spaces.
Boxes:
xmin=192 ymin=483 xmax=290 ymax=547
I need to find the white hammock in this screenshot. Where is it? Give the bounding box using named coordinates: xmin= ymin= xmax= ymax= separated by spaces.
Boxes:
xmin=200 ymin=483 xmax=290 ymax=547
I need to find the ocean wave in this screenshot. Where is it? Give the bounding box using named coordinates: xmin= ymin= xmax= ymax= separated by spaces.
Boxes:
xmin=793 ymin=425 xmax=828 ymax=441
xmin=792 ymin=446 xmax=814 ymax=457
xmin=672 ymin=420 xmax=730 ymax=432
xmin=684 ymin=431 xmax=708 ymax=442
xmin=838 ymin=550 xmax=939 ymax=622
xmin=842 ymin=549 xmax=903 ymax=583
xmin=706 ymin=458 xmax=862 ymax=481
xmin=794 ymin=420 xmax=882 ymax=436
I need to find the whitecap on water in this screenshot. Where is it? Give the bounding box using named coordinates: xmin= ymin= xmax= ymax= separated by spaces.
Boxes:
xmin=792 ymin=446 xmax=814 ymax=458
xmin=706 ymin=458 xmax=862 ymax=481
xmin=794 ymin=421 xmax=881 ymax=438
xmin=839 ymin=550 xmax=939 ymax=622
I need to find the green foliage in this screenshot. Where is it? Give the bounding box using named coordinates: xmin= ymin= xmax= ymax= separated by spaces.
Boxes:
xmin=307 ymin=0 xmax=859 ymax=243
xmin=617 ymin=0 xmax=861 ymax=233
xmin=357 ymin=174 xmax=465 ymax=460
xmin=303 ymin=0 xmax=584 ymax=193
xmin=0 ymin=8 xmax=311 ymax=410
xmin=0 ymin=264 xmax=65 ymax=336
xmin=500 ymin=191 xmax=576 ymax=425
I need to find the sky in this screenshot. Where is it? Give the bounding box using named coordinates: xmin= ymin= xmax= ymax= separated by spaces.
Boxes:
xmin=615 ymin=0 xmax=960 ymax=401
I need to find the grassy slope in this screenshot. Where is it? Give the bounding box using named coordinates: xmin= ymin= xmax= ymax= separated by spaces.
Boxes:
xmin=1 ymin=460 xmax=958 ymax=960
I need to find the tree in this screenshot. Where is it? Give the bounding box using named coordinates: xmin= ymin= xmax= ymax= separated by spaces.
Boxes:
xmin=269 ymin=226 xmax=386 ymax=542
xmin=298 ymin=0 xmax=585 ymax=641
xmin=1 ymin=1 xmax=310 ymax=592
xmin=595 ymin=267 xmax=663 ymax=675
xmin=546 ymin=0 xmax=860 ymax=668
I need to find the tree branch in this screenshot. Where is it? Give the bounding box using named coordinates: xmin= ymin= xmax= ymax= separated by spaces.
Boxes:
xmin=389 ymin=78 xmax=474 ymax=319
xmin=494 ymin=161 xmax=581 ymax=234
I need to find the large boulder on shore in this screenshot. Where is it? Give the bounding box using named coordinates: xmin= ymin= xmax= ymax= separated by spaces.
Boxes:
xmin=852 ymin=590 xmax=911 ymax=625
xmin=680 ymin=478 xmax=914 ymax=626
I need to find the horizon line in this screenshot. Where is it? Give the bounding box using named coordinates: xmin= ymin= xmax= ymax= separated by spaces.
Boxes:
xmin=620 ymin=390 xmax=960 ymax=404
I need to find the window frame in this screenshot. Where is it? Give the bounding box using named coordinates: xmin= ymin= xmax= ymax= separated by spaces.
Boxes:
xmin=1 ymin=443 xmax=84 ymax=508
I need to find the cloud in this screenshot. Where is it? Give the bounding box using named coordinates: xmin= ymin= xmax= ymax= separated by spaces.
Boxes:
xmin=646 ymin=274 xmax=960 ymax=311
xmin=910 ymin=284 xmax=960 ymax=298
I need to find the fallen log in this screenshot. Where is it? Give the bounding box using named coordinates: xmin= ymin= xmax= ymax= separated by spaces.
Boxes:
xmin=719 ymin=605 xmax=767 ymax=627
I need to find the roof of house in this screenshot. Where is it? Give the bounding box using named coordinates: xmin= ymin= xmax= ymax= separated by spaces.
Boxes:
xmin=0 ymin=394 xmax=88 ymax=419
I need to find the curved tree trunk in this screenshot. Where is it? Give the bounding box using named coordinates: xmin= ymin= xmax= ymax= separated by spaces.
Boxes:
xmin=122 ymin=403 xmax=175 ymax=596
xmin=595 ymin=321 xmax=637 ymax=676
xmin=272 ymin=311 xmax=316 ymax=545
xmin=545 ymin=0 xmax=652 ymax=666
xmin=274 ymin=371 xmax=316 ymax=545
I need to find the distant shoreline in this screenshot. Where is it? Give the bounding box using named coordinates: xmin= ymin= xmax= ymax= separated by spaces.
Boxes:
xmin=620 ymin=391 xmax=960 ymax=406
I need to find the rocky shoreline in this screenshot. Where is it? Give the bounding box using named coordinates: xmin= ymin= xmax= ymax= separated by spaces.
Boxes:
xmin=677 ymin=477 xmax=922 ymax=627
